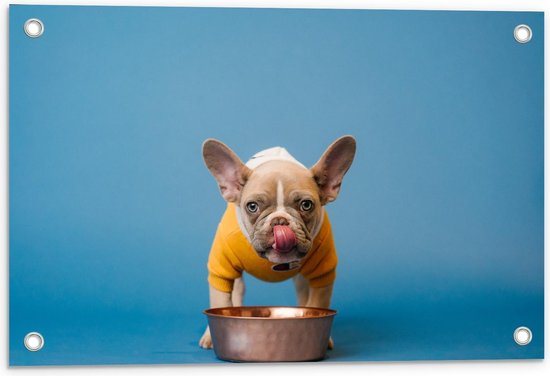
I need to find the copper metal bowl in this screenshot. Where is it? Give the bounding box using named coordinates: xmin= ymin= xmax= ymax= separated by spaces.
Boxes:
xmin=204 ymin=306 xmax=336 ymax=362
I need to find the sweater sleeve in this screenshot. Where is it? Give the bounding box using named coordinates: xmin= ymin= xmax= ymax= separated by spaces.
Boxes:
xmin=306 ymin=234 xmax=338 ymax=288
xmin=300 ymin=213 xmax=338 ymax=288
xmin=207 ymin=224 xmax=243 ymax=293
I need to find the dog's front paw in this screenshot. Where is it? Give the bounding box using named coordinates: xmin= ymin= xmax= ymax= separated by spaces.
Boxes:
xmin=328 ymin=336 xmax=334 ymax=350
xmin=199 ymin=327 xmax=213 ymax=349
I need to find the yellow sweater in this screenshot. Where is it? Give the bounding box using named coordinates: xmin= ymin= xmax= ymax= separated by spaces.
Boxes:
xmin=207 ymin=204 xmax=338 ymax=293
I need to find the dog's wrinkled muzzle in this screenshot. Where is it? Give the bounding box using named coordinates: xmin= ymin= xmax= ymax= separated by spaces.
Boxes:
xmin=273 ymin=225 xmax=297 ymax=253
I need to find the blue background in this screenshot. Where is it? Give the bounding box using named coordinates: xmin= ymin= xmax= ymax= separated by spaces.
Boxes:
xmin=9 ymin=5 xmax=544 ymax=365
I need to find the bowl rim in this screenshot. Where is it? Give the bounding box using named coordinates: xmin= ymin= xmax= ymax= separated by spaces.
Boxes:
xmin=203 ymin=305 xmax=337 ymax=320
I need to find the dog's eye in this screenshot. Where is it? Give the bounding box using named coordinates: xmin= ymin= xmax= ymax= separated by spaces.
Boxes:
xmin=300 ymin=200 xmax=314 ymax=212
xmin=246 ymin=202 xmax=259 ymax=213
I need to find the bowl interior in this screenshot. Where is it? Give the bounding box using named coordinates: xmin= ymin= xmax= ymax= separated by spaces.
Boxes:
xmin=204 ymin=306 xmax=336 ymax=319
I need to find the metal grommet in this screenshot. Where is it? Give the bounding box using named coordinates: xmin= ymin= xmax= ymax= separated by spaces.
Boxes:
xmin=24 ymin=332 xmax=44 ymax=352
xmin=514 ymin=24 xmax=532 ymax=43
xmin=24 ymin=18 xmax=44 ymax=38
xmin=513 ymin=326 xmax=532 ymax=346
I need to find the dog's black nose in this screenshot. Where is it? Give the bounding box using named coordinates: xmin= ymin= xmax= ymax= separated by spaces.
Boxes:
xmin=271 ymin=217 xmax=289 ymax=226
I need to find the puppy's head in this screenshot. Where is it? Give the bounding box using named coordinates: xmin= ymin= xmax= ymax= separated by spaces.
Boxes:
xmin=202 ymin=136 xmax=356 ymax=264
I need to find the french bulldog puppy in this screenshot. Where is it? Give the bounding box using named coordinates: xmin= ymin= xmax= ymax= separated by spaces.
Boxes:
xmin=199 ymin=136 xmax=356 ymax=349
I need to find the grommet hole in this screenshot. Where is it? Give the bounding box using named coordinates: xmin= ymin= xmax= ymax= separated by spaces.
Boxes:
xmin=24 ymin=18 xmax=44 ymax=38
xmin=24 ymin=332 xmax=44 ymax=352
xmin=513 ymin=326 xmax=532 ymax=346
xmin=514 ymin=24 xmax=532 ymax=43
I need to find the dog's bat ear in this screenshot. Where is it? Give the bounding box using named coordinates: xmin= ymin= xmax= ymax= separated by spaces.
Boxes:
xmin=202 ymin=139 xmax=251 ymax=202
xmin=311 ymin=135 xmax=356 ymax=205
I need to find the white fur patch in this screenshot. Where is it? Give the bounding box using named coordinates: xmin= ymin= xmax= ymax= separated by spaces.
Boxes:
xmin=264 ymin=180 xmax=292 ymax=223
xmin=245 ymin=147 xmax=306 ymax=170
xmin=276 ymin=180 xmax=285 ymax=213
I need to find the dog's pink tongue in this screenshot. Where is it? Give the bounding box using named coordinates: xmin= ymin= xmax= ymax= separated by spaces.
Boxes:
xmin=273 ymin=225 xmax=297 ymax=253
